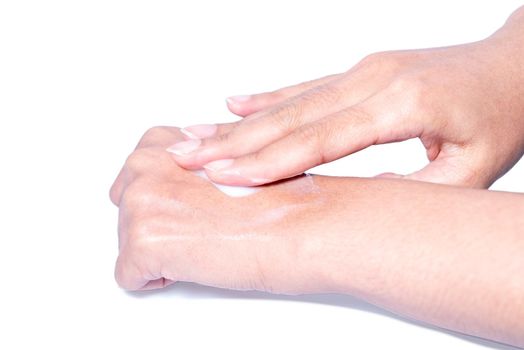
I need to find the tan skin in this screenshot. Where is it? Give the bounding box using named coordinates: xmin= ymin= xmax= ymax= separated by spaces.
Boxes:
xmin=111 ymin=126 xmax=524 ymax=347
xmin=110 ymin=7 xmax=524 ymax=348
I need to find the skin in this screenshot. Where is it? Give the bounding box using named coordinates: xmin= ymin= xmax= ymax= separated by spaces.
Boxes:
xmin=110 ymin=126 xmax=524 ymax=348
xmin=167 ymin=5 xmax=524 ymax=188
xmin=111 ymin=6 xmax=524 ymax=348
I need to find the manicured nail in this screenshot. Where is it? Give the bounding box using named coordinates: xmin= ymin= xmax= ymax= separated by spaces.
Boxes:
xmin=203 ymin=159 xmax=235 ymax=172
xmin=180 ymin=124 xmax=217 ymax=139
xmin=203 ymin=159 xmax=271 ymax=185
xmin=226 ymin=95 xmax=251 ymax=105
xmin=166 ymin=139 xmax=201 ymax=156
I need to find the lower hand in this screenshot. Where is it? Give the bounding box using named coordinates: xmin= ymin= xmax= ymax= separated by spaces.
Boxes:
xmin=109 ymin=126 xmax=324 ymax=292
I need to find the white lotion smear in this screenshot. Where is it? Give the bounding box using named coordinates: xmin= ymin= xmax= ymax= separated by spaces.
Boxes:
xmin=192 ymin=170 xmax=260 ymax=197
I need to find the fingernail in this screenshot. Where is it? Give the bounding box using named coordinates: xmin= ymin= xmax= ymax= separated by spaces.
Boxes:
xmin=203 ymin=159 xmax=235 ymax=172
xmin=203 ymin=159 xmax=271 ymax=185
xmin=226 ymin=95 xmax=251 ymax=105
xmin=166 ymin=139 xmax=201 ymax=156
xmin=180 ymin=124 xmax=217 ymax=139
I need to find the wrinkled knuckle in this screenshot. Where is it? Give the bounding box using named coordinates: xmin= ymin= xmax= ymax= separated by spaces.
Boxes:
xmin=271 ymin=101 xmax=303 ymax=133
xmin=306 ymin=84 xmax=342 ymax=105
xmin=342 ymin=105 xmax=378 ymax=132
xmin=294 ymin=124 xmax=327 ymax=164
xmin=211 ymin=129 xmax=233 ymax=146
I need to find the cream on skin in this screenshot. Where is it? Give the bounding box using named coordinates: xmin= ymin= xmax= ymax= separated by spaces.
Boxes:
xmin=192 ymin=170 xmax=318 ymax=197
xmin=192 ymin=170 xmax=259 ymax=197
xmin=192 ymin=170 xmax=319 ymax=198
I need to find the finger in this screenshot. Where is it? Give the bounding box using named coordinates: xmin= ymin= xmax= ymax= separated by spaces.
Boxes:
xmin=226 ymin=73 xmax=343 ymax=117
xmin=169 ymin=76 xmax=377 ymax=170
xmin=110 ymin=146 xmax=191 ymax=206
xmin=203 ymin=101 xmax=415 ymax=186
xmin=115 ymin=252 xmax=150 ymax=291
xmin=111 ymin=126 xmax=189 ymax=206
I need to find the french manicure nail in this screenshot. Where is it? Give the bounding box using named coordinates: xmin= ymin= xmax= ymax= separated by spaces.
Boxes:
xmin=180 ymin=124 xmax=217 ymax=139
xmin=166 ymin=139 xmax=201 ymax=156
xmin=226 ymin=95 xmax=251 ymax=105
xmin=203 ymin=159 xmax=235 ymax=172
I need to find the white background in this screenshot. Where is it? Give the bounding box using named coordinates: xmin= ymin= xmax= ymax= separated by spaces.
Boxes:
xmin=1 ymin=1 xmax=523 ymax=349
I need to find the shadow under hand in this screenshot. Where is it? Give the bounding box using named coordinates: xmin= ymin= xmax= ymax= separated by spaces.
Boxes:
xmin=126 ymin=282 xmax=520 ymax=350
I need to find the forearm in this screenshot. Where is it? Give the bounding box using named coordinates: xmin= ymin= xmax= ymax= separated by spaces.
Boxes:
xmin=297 ymin=177 xmax=524 ymax=347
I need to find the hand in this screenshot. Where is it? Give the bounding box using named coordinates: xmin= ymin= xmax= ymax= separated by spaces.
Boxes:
xmin=109 ymin=126 xmax=325 ymax=292
xmin=110 ymin=126 xmax=524 ymax=346
xmin=167 ymin=19 xmax=524 ymax=188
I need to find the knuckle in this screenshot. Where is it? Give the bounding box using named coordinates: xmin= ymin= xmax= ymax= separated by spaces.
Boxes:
xmin=270 ymin=101 xmax=304 ymax=133
xmin=209 ymin=129 xmax=232 ymax=146
xmin=388 ymin=73 xmax=429 ymax=115
xmin=304 ymin=83 xmax=342 ymax=105
xmin=109 ymin=181 xmax=121 ymax=206
xmin=123 ymin=148 xmax=157 ymax=174
xmin=262 ymin=90 xmax=283 ymax=104
xmin=269 ymin=84 xmax=341 ymax=134
xmin=125 ymin=214 xmax=170 ymax=256
xmin=294 ymin=123 xmax=327 ymax=164
xmin=358 ymin=51 xmax=398 ymax=70
xmin=128 ymin=217 xmax=155 ymax=242
xmin=138 ymin=126 xmax=174 ymax=148
xmin=119 ymin=176 xmax=160 ymax=211
xmin=360 ymin=51 xmax=388 ymax=66
xmin=143 ymin=125 xmax=170 ymax=139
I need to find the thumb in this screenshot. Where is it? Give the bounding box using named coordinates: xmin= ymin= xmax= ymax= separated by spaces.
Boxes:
xmin=378 ymin=155 xmax=488 ymax=188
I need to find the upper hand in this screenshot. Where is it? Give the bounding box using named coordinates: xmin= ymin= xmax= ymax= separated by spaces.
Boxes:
xmin=168 ymin=37 xmax=524 ymax=188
